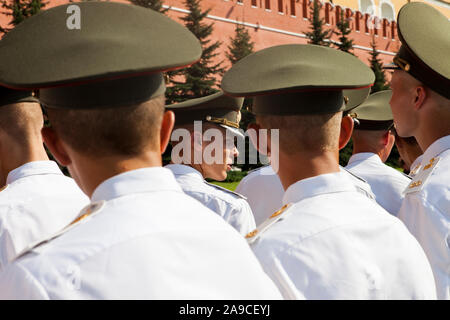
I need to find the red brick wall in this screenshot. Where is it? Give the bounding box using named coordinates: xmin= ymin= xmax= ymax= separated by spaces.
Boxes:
xmin=163 ymin=0 xmax=398 ymax=79
xmin=1 ymin=0 xmax=399 ymax=80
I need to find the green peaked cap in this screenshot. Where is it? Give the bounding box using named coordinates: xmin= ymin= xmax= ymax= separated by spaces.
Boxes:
xmin=0 ymin=86 xmax=38 ymax=108
xmin=352 ymin=90 xmax=394 ymax=131
xmin=221 ymin=44 xmax=374 ymax=115
xmin=386 ymin=2 xmax=450 ymax=99
xmin=0 ymin=2 xmax=202 ymax=109
xmin=166 ymin=91 xmax=244 ymax=137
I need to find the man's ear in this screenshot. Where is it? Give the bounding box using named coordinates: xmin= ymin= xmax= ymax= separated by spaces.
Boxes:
xmin=413 ymin=85 xmax=427 ymax=111
xmin=160 ymin=110 xmax=175 ymax=154
xmin=41 ymin=127 xmax=72 ymax=167
xmin=339 ymin=115 xmax=354 ymax=150
xmin=381 ymin=130 xmax=390 ymax=146
xmin=380 ymin=130 xmax=396 ymax=162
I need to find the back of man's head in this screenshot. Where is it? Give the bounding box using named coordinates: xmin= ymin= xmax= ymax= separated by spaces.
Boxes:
xmin=352 ymin=128 xmax=395 ymax=162
xmin=0 ymin=101 xmax=44 ymax=145
xmin=256 ymin=112 xmax=342 ymax=155
xmin=45 ymin=95 xmax=165 ymax=158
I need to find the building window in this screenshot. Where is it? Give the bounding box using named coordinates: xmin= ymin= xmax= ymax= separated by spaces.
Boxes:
xmin=325 ymin=3 xmax=330 ymax=24
xmin=346 ymin=9 xmax=353 ymax=29
xmin=302 ymin=0 xmax=308 ymax=18
xmin=251 ymin=0 xmax=257 ymax=6
xmin=278 ymin=0 xmax=283 ymax=13
xmin=290 ymin=0 xmax=296 ymax=16
xmin=391 ymin=21 xmax=396 ymax=39
xmin=355 ymin=11 xmax=361 ymax=31
xmin=374 ymin=17 xmax=378 ymax=36
xmin=382 ymin=18 xmax=388 ymax=37
xmin=237 ymin=0 xmax=243 ymax=4
xmin=335 ymin=6 xmax=342 ymax=24
xmin=266 ymin=0 xmax=271 ymax=10
xmin=364 ymin=13 xmax=370 ymax=33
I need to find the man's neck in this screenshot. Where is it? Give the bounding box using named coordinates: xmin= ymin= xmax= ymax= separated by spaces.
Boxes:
xmin=75 ymin=151 xmax=162 ymax=198
xmin=352 ymin=145 xmax=383 ymax=162
xmin=276 ymin=150 xmax=340 ymax=191
xmin=0 ymin=140 xmax=49 ymax=187
xmin=414 ymin=103 xmax=450 ymax=153
xmin=416 ymin=129 xmax=450 ymax=155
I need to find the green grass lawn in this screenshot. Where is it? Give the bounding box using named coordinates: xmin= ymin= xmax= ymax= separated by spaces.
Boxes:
xmin=209 ymin=165 xmax=407 ymax=192
xmin=209 ymin=181 xmax=240 ymax=191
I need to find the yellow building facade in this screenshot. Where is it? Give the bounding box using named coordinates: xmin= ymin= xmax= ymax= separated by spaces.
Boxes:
xmin=333 ymin=0 xmax=450 ymax=19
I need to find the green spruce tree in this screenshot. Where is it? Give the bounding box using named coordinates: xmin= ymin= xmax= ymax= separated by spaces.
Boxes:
xmin=165 ymin=0 xmax=225 ymax=104
xmin=0 ymin=0 xmax=46 ymax=34
xmin=128 ymin=0 xmax=168 ymax=14
xmin=369 ymin=37 xmax=389 ymax=93
xmin=334 ymin=10 xmax=354 ymax=54
xmin=226 ymin=24 xmax=254 ymax=65
xmin=304 ymin=0 xmax=332 ymax=46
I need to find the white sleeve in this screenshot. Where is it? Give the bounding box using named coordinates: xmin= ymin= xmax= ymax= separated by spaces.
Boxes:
xmin=228 ymin=200 xmax=256 ymax=236
xmin=0 ymin=262 xmax=50 ymax=300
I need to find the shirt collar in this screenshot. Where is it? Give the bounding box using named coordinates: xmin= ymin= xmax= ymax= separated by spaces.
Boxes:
xmin=165 ymin=164 xmax=204 ymax=181
xmin=421 ymin=135 xmax=450 ymax=165
xmin=282 ymin=171 xmax=357 ymax=205
xmin=347 ymin=152 xmax=382 ymax=166
xmin=91 ymin=167 xmax=182 ymax=202
xmin=6 ymin=160 xmax=62 ymax=185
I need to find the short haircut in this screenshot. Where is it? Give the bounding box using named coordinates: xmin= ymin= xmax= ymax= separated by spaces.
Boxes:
xmin=0 ymin=102 xmax=44 ymax=143
xmin=256 ymin=112 xmax=342 ymax=154
xmin=45 ymin=95 xmax=165 ymax=157
xmin=352 ymin=129 xmax=391 ymax=150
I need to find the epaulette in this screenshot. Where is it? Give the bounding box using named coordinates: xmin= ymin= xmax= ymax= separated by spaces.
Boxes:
xmin=13 ymin=200 xmax=105 ymax=261
xmin=0 ymin=184 xmax=9 ymax=192
xmin=408 ymin=162 xmax=422 ymax=178
xmin=245 ymin=203 xmax=292 ymax=245
xmin=404 ymin=157 xmax=440 ymax=195
xmin=204 ymin=181 xmax=247 ymax=199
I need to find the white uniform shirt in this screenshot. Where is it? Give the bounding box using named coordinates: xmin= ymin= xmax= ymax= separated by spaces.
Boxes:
xmin=236 ymin=165 xmax=376 ymax=225
xmin=398 ymin=135 xmax=450 ymax=300
xmin=0 ymin=161 xmax=89 ymax=270
xmin=235 ymin=166 xmax=284 ymax=226
xmin=346 ymin=152 xmax=411 ymax=216
xmin=0 ymin=167 xmax=282 ymax=299
xmin=165 ymin=164 xmax=255 ymax=235
xmin=249 ymin=171 xmax=436 ymax=300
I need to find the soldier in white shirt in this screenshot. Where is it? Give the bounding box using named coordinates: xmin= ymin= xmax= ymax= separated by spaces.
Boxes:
xmin=165 ymin=92 xmax=255 ymax=235
xmin=222 ymin=43 xmax=436 ymax=299
xmin=0 ymin=2 xmax=282 ymax=299
xmin=0 ymin=86 xmax=89 ymax=270
xmin=386 ymin=3 xmax=450 ymax=299
xmin=236 ymin=164 xmax=376 ymax=226
xmin=235 ymin=165 xmax=284 ymax=226
xmin=236 ymin=94 xmax=377 ymax=225
xmin=346 ymin=90 xmax=411 ymax=216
